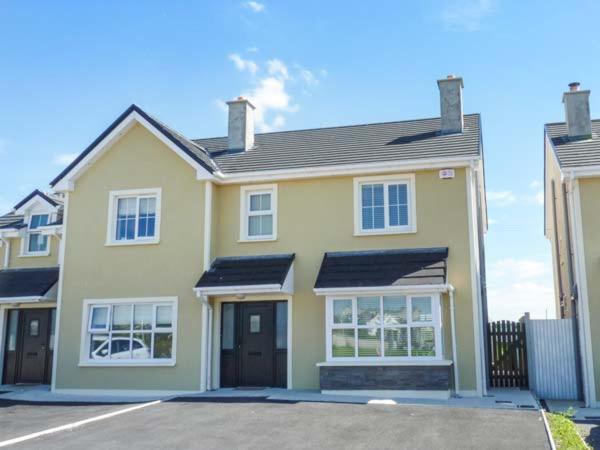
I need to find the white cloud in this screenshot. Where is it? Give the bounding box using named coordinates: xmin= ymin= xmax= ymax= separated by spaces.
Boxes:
xmin=535 ymin=191 xmax=544 ymax=205
xmin=440 ymin=0 xmax=496 ymax=31
xmin=267 ymin=59 xmax=289 ymax=80
xmin=530 ymin=180 xmax=542 ymax=189
xmin=243 ymin=76 xmax=298 ymax=132
xmin=52 ymin=153 xmax=78 ymax=166
xmin=214 ymin=99 xmax=228 ymax=113
xmin=298 ymin=68 xmax=318 ymax=86
xmin=243 ymin=1 xmax=265 ymax=12
xmin=247 ymin=47 xmax=259 ymax=53
xmin=228 ymin=53 xmax=259 ymax=75
xmin=487 ymin=190 xmax=516 ymax=207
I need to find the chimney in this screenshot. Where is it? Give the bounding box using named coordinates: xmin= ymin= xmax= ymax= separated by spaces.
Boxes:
xmin=563 ymin=82 xmax=592 ymax=139
xmin=437 ymin=75 xmax=464 ymax=134
xmin=227 ymin=97 xmax=255 ymax=151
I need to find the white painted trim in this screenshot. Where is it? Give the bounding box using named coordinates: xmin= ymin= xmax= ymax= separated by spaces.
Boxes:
xmin=1 ymin=239 xmax=9 ymax=268
xmin=51 ymin=388 xmax=195 ymax=397
xmin=0 ymin=307 xmax=6 ymax=383
xmin=195 ymin=284 xmax=282 ymax=296
xmin=78 ymin=297 xmax=178 ymax=367
xmin=105 ymin=188 xmax=162 ymax=246
xmin=321 ymin=389 xmax=450 ymax=400
xmin=325 ymin=293 xmax=443 ymax=363
xmin=314 ymin=284 xmax=452 ymax=296
xmin=353 ymin=173 xmax=417 ymax=235
xmin=202 ymin=182 xmax=214 ymax=392
xmin=565 ymin=165 xmax=600 ymax=179
xmin=316 ymin=360 xmax=452 ymax=367
xmin=51 ymin=191 xmax=68 ymax=392
xmin=239 ymin=184 xmax=278 ymax=242
xmin=570 ymin=179 xmax=597 ymax=406
xmin=0 ymin=296 xmax=56 ymax=304
xmin=217 ymin=157 xmax=479 ymax=185
xmin=200 ymin=298 xmax=208 ymax=392
xmin=13 ymin=196 xmax=59 ymax=216
xmin=52 ymin=111 xmax=215 ymax=192
xmin=449 ymin=288 xmax=460 ymax=393
xmin=203 ymin=182 xmax=213 ymax=269
xmin=465 ymin=166 xmax=485 ymax=396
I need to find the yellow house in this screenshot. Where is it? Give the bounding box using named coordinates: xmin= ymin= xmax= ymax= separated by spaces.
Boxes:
xmin=7 ymin=75 xmax=488 ymax=398
xmin=544 ymin=82 xmax=600 ymax=407
xmin=0 ymin=190 xmax=63 ymax=385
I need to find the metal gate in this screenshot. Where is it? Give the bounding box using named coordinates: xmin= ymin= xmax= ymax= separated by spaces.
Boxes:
xmin=487 ymin=321 xmax=528 ymax=388
xmin=525 ymin=318 xmax=580 ymax=400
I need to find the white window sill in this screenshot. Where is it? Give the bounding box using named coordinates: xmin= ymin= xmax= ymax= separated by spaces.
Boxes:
xmin=105 ymin=239 xmax=160 ymax=247
xmin=317 ymin=360 xmax=452 ymax=367
xmin=79 ymin=360 xmax=175 ymax=367
xmin=19 ymin=252 xmax=50 ymax=258
xmin=354 ymin=228 xmax=416 ymax=237
xmin=238 ymin=237 xmax=278 ymax=243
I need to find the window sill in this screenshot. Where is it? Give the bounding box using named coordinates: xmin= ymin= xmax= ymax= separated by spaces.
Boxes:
xmin=317 ymin=360 xmax=452 ymax=367
xmin=19 ymin=252 xmax=51 ymax=258
xmin=78 ymin=360 xmax=175 ymax=367
xmin=105 ymin=239 xmax=160 ymax=247
xmin=237 ymin=237 xmax=278 ymax=243
xmin=354 ymin=228 xmax=416 ymax=237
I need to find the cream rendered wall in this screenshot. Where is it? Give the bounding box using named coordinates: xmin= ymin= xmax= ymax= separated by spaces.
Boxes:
xmin=211 ymin=169 xmax=478 ymax=390
xmin=54 ymin=123 xmax=206 ymax=391
xmin=577 ymin=177 xmax=600 ymax=400
xmin=1 ymin=235 xmax=60 ymax=269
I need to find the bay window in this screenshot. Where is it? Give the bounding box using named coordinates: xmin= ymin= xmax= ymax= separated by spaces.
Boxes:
xmin=81 ymin=297 xmax=177 ymax=366
xmin=327 ymin=294 xmax=441 ymax=361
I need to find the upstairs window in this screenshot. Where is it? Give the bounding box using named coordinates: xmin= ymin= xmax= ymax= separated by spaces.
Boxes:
xmin=240 ymin=184 xmax=277 ymax=241
xmin=354 ymin=175 xmax=416 ymax=235
xmin=26 ymin=214 xmax=49 ymax=255
xmin=107 ymin=188 xmax=161 ymax=245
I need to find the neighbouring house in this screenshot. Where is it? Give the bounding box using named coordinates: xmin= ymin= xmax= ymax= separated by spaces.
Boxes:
xmin=3 ymin=75 xmax=488 ymax=398
xmin=544 ymin=82 xmax=600 ymax=407
xmin=0 ymin=190 xmax=63 ymax=385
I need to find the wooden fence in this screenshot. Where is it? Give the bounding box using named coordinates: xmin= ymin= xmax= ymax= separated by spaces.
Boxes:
xmin=487 ymin=321 xmax=528 ymax=388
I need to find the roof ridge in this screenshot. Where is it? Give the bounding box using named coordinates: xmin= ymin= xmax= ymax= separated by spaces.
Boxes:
xmin=193 ymin=113 xmax=481 ymax=142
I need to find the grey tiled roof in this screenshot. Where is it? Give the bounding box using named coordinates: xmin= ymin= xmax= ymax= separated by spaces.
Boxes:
xmin=546 ymin=120 xmax=600 ymax=168
xmin=194 ymin=114 xmax=481 ymax=174
xmin=0 ymin=267 xmax=59 ymax=298
xmin=0 ymin=213 xmax=25 ymax=229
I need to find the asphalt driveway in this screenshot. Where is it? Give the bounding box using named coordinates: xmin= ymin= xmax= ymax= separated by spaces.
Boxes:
xmin=2 ymin=397 xmax=550 ymax=449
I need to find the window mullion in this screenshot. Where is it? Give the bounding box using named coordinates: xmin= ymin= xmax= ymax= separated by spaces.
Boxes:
xmin=383 ymin=182 xmax=390 ymax=229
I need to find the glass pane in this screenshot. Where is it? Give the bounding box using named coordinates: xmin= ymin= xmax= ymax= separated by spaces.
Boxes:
xmin=134 ymin=305 xmax=152 ymax=330
xmin=411 ymin=327 xmax=436 ymax=357
xmin=28 ymin=233 xmax=48 ymax=252
xmin=116 ymin=197 xmax=136 ymax=240
xmin=397 ymin=184 xmax=408 ymax=204
xmin=398 ymin=205 xmax=409 ymax=226
xmin=248 ymin=215 xmax=261 ymax=236
xmin=357 ymin=297 xmax=380 ymax=326
xmin=384 ymin=328 xmax=408 ymax=357
xmin=389 ymin=205 xmax=399 ymax=227
xmin=29 ymin=319 xmax=40 ymax=337
xmin=333 ymin=299 xmax=352 ymax=324
xmin=332 ymin=329 xmax=355 ymax=357
xmin=260 ymin=215 xmax=273 ymax=236
xmin=7 ymin=310 xmax=18 ymax=351
xmin=90 ymin=334 xmax=109 ymax=359
xmin=222 ymin=304 xmax=235 ymax=350
xmin=362 ymin=207 xmax=373 ymax=230
xmin=373 ymin=184 xmax=384 ymax=206
xmin=153 ymin=333 xmax=173 ymax=359
xmin=358 ymin=328 xmax=381 ymax=357
xmin=412 ymin=297 xmax=433 ymax=322
xmin=110 ymin=334 xmax=131 ymax=359
xmin=383 ymin=296 xmax=407 ymax=325
xmin=373 ymin=206 xmax=385 ymax=229
xmin=361 ymin=184 xmax=373 ymax=207
xmin=250 ymin=315 xmax=260 ymax=333
xmin=138 ymin=198 xmax=156 ymax=238
xmin=388 ymin=184 xmax=398 ymax=204
xmin=90 ymin=306 xmax=109 ymax=330
xmin=250 ymin=193 xmax=270 ymax=212
xmin=250 ymin=194 xmax=261 ymax=211
xmin=30 ymin=214 xmax=49 ymax=230
xmin=132 ymin=333 xmax=152 ymax=359
xmin=276 ymin=302 xmax=288 ymax=350
xmin=156 ymin=306 xmax=172 ymax=328
xmin=49 ymin=309 xmax=56 ymax=351
xmin=112 ymin=305 xmax=132 ymax=330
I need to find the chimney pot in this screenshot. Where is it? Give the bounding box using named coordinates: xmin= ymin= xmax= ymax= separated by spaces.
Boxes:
xmin=437 ymin=75 xmax=464 ymax=134
xmin=562 ymin=83 xmax=592 ymax=139
xmin=227 ymin=97 xmax=255 ymax=151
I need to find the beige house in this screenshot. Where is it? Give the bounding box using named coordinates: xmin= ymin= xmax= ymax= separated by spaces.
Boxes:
xmin=544 ymin=82 xmax=600 ymax=407
xmin=2 ymin=76 xmax=489 ymax=398
xmin=0 ymin=190 xmax=63 ymax=385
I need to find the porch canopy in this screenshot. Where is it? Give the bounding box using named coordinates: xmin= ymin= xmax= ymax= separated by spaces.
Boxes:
xmin=194 ymin=253 xmax=295 ymax=296
xmin=313 ymin=247 xmax=449 ymax=295
xmin=0 ymin=267 xmax=60 ymax=303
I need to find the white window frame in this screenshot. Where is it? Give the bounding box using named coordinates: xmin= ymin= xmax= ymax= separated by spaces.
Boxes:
xmin=79 ymin=297 xmax=178 ymax=367
xmin=353 ymin=174 xmax=416 ymax=236
xmin=239 ymin=184 xmax=278 ymax=242
xmin=106 ymin=188 xmax=162 ymax=246
xmin=20 ymin=212 xmax=52 ymax=257
xmin=325 ymin=292 xmax=442 ymax=362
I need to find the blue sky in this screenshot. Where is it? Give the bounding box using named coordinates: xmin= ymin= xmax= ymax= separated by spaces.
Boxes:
xmin=2 ymin=0 xmax=599 ymax=320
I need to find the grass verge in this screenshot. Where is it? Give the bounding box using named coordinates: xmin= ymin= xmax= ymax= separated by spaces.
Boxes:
xmin=547 ymin=409 xmax=588 ymax=450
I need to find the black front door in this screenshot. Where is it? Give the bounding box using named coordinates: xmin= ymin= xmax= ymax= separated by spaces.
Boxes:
xmin=220 ymin=301 xmax=287 ymax=388
xmin=17 ymin=309 xmax=51 ymax=384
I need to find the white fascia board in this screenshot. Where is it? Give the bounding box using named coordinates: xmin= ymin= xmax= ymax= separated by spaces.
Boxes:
xmin=313 ymin=284 xmax=452 ymax=296
xmin=565 ymin=166 xmax=600 ymax=179
xmin=216 ymin=157 xmax=479 ymax=185
xmin=39 ymin=225 xmax=63 ymax=236
xmin=0 ymin=230 xmax=23 ymax=238
xmin=53 ymin=111 xmax=216 ymax=192
xmin=194 ymin=284 xmax=283 ymax=297
xmin=14 ymin=196 xmax=60 ymax=216
xmin=0 ymin=296 xmax=52 ymax=304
